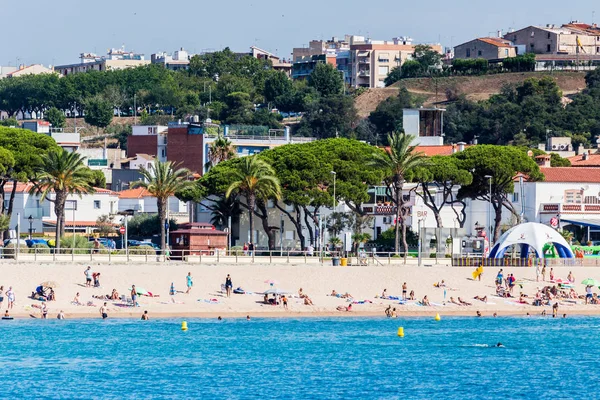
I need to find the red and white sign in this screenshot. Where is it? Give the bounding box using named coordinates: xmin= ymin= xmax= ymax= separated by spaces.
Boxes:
xmin=119 ymin=226 xmax=126 ymax=234
xmin=550 ymin=217 xmax=559 ymax=229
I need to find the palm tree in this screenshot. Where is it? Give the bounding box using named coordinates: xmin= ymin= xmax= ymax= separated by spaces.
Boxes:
xmin=205 ymin=135 xmax=236 ymax=170
xmin=370 ymin=132 xmax=427 ymax=261
xmin=209 ymin=196 xmax=241 ymax=230
xmin=225 ymin=157 xmax=282 ymax=245
xmin=29 ymin=149 xmax=94 ymax=250
xmin=132 ymin=159 xmax=193 ymax=251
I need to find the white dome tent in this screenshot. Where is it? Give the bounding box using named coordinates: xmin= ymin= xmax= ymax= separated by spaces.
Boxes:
xmin=488 ymin=222 xmax=574 ymax=259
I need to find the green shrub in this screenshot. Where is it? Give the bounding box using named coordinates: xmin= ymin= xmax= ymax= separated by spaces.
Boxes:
xmin=58 ymin=235 xmax=93 ymax=254
xmin=30 ymin=243 xmax=50 ymax=254
xmin=128 ymin=245 xmax=155 ymax=255
xmin=3 ymin=243 xmax=29 ymax=258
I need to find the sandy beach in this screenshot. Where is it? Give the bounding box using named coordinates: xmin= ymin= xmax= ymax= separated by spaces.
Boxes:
xmin=1 ymin=262 xmax=600 ymax=319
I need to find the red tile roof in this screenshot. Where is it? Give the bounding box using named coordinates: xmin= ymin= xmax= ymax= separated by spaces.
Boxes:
xmin=118 ymin=187 xmax=151 ymax=199
xmin=478 ymin=37 xmax=514 ymax=48
xmin=540 ymin=167 xmax=600 ymax=183
xmin=5 ymin=183 xmax=116 ymax=195
xmin=567 ymin=153 xmax=600 ymax=167
xmin=413 ymin=145 xmax=470 ymax=156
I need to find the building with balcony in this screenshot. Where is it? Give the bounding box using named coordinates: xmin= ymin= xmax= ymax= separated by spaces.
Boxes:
xmin=151 ymin=48 xmax=191 ymax=71
xmin=21 ymin=121 xmax=81 ymax=152
xmin=349 ymin=36 xmax=442 ymax=88
xmin=5 ymin=183 xmax=120 ymax=236
xmin=292 ymin=54 xmax=337 ymax=80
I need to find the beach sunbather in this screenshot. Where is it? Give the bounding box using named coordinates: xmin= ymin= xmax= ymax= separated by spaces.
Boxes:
xmin=336 ymin=304 xmax=352 ymax=312
xmin=458 ymin=297 xmax=472 ymax=306
xmin=421 ymin=296 xmax=431 ymax=306
xmin=474 ymin=295 xmax=488 ymax=303
xmin=449 ymin=297 xmax=461 ymax=306
xmin=303 ymin=296 xmax=314 ymax=306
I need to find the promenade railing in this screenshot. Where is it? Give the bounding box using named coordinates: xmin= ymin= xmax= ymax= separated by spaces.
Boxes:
xmin=0 ymin=247 xmax=452 ymax=265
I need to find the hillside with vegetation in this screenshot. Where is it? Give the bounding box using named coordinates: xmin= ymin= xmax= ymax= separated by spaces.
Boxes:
xmin=355 ymin=71 xmax=587 ymax=118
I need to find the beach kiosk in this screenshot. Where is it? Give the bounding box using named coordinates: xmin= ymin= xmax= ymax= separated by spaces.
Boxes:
xmin=169 ymin=223 xmax=228 ymax=258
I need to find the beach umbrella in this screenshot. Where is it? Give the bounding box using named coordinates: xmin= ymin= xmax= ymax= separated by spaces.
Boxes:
xmin=264 ymin=279 xmax=279 ymax=286
xmin=263 ymin=288 xmax=291 ymax=295
xmin=41 ymin=281 xmax=59 ymax=288
xmin=581 ymin=278 xmax=600 ymax=286
xmin=129 ymin=287 xmax=149 ymax=296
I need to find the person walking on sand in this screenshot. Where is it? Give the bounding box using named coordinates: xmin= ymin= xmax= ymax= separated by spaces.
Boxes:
xmin=496 ymin=269 xmax=503 ymax=286
xmin=6 ymin=287 xmax=15 ymax=310
xmin=41 ymin=302 xmax=48 ymax=319
xmin=402 ymin=283 xmax=407 ymax=301
xmin=186 ymin=273 xmax=193 ymax=294
xmin=84 ymin=266 xmax=92 ymax=287
xmin=541 ymin=265 xmax=546 ymax=281
xmin=549 ymin=268 xmax=554 ymax=282
xmin=535 ymin=263 xmax=540 ymax=282
xmin=0 ymin=286 xmax=4 ymax=310
xmin=225 ymin=274 xmax=233 ymax=298
xmin=100 ymin=302 xmax=108 ymax=319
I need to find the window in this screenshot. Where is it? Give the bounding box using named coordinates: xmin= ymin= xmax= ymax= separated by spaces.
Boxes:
xmin=466 ymin=48 xmax=471 ymax=57
xmin=547 ymin=44 xmax=551 ymax=52
xmin=564 ymin=190 xmax=583 ymax=204
xmin=94 ymin=200 xmax=101 ymax=209
xmin=477 ymin=50 xmax=482 ymax=56
xmin=147 ymin=163 xmax=152 ymax=169
xmin=530 ymin=43 xmax=534 ymax=50
xmin=597 ymin=47 xmax=600 ymax=53
xmin=505 ymin=49 xmax=509 ymax=56
xmin=530 ymin=31 xmax=535 ymax=37
xmin=512 ymin=193 xmax=519 ymax=202
xmin=547 ymin=32 xmax=551 ymax=39
xmin=161 ymin=149 xmax=165 ymax=158
xmin=378 ymin=66 xmax=389 ymax=76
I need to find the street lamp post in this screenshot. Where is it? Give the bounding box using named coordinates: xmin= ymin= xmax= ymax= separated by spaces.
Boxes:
xmin=484 ymin=175 xmax=493 ymax=245
xmin=28 ymin=215 xmax=33 ymax=239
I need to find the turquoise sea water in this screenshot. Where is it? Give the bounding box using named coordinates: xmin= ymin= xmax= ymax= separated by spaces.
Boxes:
xmin=1 ymin=316 xmax=598 ymax=399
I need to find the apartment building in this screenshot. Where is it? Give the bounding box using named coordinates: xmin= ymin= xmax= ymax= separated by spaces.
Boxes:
xmin=454 ymin=37 xmax=517 ymax=60
xmin=55 ymin=48 xmax=149 ymax=76
xmin=292 ymin=36 xmax=352 ymax=61
xmin=350 ymin=37 xmax=442 ymax=88
xmin=151 ymin=48 xmax=191 ymax=71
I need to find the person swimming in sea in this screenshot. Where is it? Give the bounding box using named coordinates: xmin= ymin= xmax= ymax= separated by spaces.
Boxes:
xmin=495 ymin=342 xmax=504 ymax=348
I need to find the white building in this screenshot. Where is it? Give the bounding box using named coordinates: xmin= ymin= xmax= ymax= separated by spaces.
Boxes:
xmin=6 ymin=183 xmax=120 ymax=236
xmin=118 ymin=188 xmax=188 ymax=223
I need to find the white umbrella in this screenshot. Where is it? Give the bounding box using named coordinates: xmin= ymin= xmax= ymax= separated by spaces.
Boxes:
xmin=263 ymin=288 xmax=292 ymax=295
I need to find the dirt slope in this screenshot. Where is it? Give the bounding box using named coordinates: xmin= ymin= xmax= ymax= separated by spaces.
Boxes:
xmin=355 ymin=71 xmax=588 ymax=118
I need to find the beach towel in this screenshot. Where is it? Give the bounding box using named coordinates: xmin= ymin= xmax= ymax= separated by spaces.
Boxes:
xmin=199 ymin=299 xmax=220 ymax=304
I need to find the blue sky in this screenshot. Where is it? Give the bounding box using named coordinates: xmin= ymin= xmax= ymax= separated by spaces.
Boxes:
xmin=2 ymin=0 xmax=598 ymax=66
